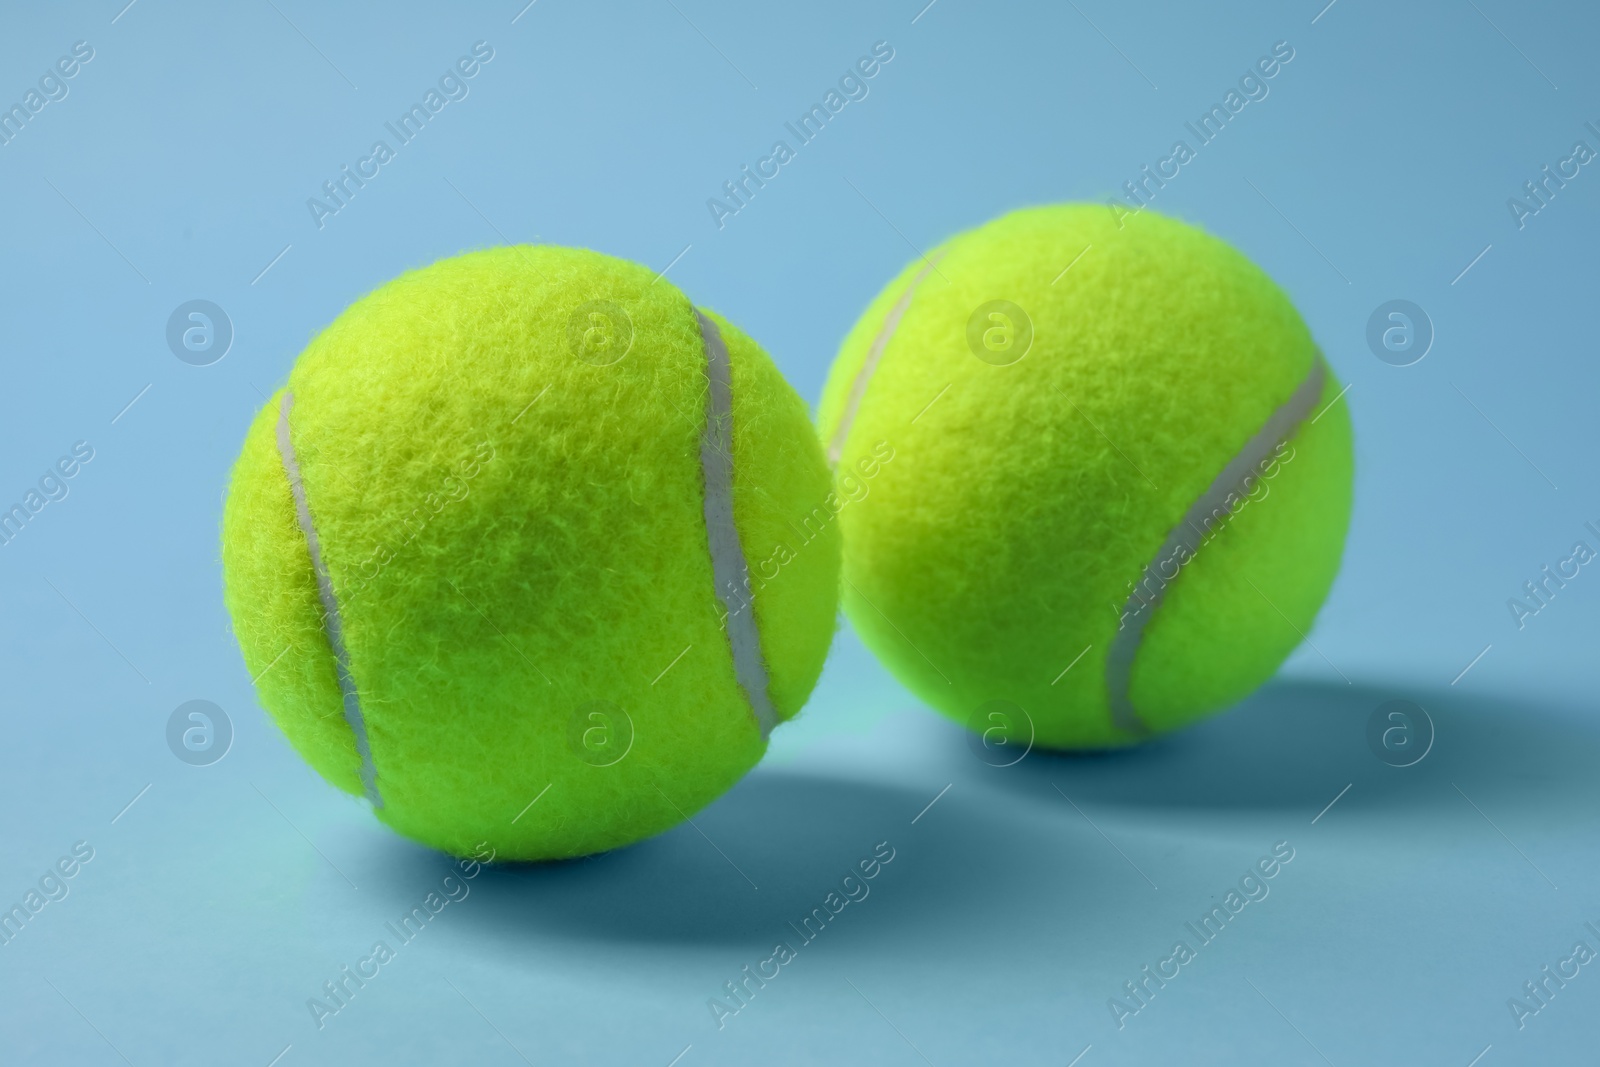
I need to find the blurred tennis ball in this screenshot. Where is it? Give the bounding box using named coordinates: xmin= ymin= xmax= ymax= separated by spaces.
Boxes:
xmin=819 ymin=204 xmax=1353 ymax=749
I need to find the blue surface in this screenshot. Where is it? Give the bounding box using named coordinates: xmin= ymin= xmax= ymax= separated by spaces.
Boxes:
xmin=2 ymin=1 xmax=1598 ymax=1064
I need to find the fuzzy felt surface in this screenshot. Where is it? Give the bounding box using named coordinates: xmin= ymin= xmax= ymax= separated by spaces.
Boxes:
xmin=818 ymin=204 xmax=1353 ymax=749
xmin=222 ymin=246 xmax=839 ymax=859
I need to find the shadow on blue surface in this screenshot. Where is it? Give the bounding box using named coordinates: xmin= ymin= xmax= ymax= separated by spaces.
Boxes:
xmin=974 ymin=677 xmax=1595 ymax=818
xmin=341 ymin=678 xmax=1592 ymax=952
xmin=352 ymin=765 xmax=1134 ymax=948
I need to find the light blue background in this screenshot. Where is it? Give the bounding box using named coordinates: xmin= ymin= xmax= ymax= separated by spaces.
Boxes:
xmin=1 ymin=1 xmax=1597 ymax=1064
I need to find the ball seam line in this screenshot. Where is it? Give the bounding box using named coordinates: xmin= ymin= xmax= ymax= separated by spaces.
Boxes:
xmin=826 ymin=251 xmax=945 ymax=466
xmin=1104 ymin=354 xmax=1330 ymax=736
xmin=694 ymin=309 xmax=780 ymax=740
xmin=275 ymin=391 xmax=385 ymax=808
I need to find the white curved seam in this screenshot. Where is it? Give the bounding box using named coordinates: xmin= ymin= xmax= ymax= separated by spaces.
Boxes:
xmin=1104 ymin=356 xmax=1330 ymax=735
xmin=276 ymin=392 xmax=384 ymax=807
xmin=694 ymin=310 xmax=780 ymax=740
xmin=826 ymin=253 xmax=945 ymax=466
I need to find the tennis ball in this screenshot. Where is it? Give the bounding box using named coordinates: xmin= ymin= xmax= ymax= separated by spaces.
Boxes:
xmin=223 ymin=246 xmax=839 ymax=860
xmin=819 ymin=204 xmax=1353 ymax=749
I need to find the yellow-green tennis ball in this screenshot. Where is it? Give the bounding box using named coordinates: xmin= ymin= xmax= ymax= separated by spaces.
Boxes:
xmin=223 ymin=246 xmax=839 ymax=860
xmin=819 ymin=204 xmax=1353 ymax=749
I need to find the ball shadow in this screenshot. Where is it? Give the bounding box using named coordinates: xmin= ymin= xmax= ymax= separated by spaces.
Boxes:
xmin=358 ymin=768 xmax=1133 ymax=948
xmin=972 ymin=676 xmax=1598 ymax=819
xmin=346 ymin=677 xmax=1595 ymax=949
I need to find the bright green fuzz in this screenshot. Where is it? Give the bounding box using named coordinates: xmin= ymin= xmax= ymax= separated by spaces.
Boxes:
xmin=819 ymin=204 xmax=1354 ymax=749
xmin=223 ymin=246 xmax=839 ymax=859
